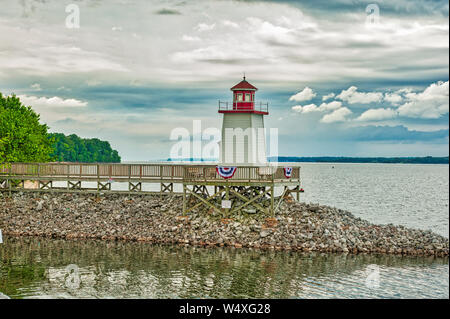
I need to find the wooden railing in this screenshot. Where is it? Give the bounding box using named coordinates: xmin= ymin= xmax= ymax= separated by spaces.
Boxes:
xmin=218 ymin=101 xmax=269 ymax=112
xmin=0 ymin=162 xmax=300 ymax=183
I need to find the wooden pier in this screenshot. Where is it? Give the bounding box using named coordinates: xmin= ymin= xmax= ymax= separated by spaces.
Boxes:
xmin=0 ymin=162 xmax=302 ymax=216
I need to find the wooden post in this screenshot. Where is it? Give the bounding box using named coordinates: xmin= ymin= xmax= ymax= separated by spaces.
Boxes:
xmin=7 ymin=164 xmax=11 ymax=196
xmin=96 ymin=164 xmax=100 ymax=196
xmin=182 ymin=184 xmax=187 ymax=216
xmin=66 ymin=163 xmax=70 ymax=191
xmin=225 ymin=181 xmax=230 ymax=218
xmin=159 ymin=165 xmax=163 ymax=199
xmin=270 ymin=184 xmax=274 ymax=216
xmin=203 ymin=166 xmax=206 ymax=183
xmin=8 ymin=170 xmax=11 ymax=196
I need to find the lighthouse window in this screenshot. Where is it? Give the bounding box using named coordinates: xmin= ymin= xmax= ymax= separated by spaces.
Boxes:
xmin=237 ymin=94 xmax=243 ymax=101
xmin=245 ymin=93 xmax=250 ymax=101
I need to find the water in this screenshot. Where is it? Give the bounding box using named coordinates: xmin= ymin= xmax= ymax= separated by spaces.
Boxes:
xmin=0 ymin=163 xmax=448 ymax=298
xmin=0 ymin=237 xmax=448 ymax=299
xmin=299 ymin=163 xmax=449 ymax=237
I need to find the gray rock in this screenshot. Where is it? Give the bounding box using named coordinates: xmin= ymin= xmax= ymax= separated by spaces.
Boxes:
xmin=260 ymin=230 xmax=271 ymax=238
xmin=0 ymin=292 xmax=10 ymax=299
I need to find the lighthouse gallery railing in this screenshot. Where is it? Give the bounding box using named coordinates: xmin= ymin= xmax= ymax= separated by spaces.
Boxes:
xmin=218 ymin=101 xmax=269 ymax=112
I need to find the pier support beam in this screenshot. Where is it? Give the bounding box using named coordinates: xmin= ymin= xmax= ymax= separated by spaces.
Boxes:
xmin=98 ymin=181 xmax=111 ymax=191
xmin=161 ymin=182 xmax=173 ymax=194
xmin=183 ymin=185 xmax=224 ymax=215
xmin=68 ymin=181 xmax=81 ymax=190
xmin=39 ymin=180 xmax=52 ymax=190
xmin=129 ymin=182 xmax=142 ymax=192
xmin=10 ymin=179 xmax=23 ymax=189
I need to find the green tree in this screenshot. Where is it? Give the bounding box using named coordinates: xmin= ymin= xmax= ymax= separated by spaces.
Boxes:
xmin=0 ymin=93 xmax=54 ymax=162
xmin=48 ymin=133 xmax=121 ymax=163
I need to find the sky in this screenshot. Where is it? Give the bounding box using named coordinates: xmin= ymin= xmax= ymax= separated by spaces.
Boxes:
xmin=0 ymin=0 xmax=448 ymax=161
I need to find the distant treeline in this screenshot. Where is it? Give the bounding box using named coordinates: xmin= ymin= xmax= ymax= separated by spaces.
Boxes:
xmin=167 ymin=158 xmax=216 ymax=162
xmin=269 ymin=156 xmax=449 ymax=164
xmin=49 ymin=133 xmax=121 ymax=163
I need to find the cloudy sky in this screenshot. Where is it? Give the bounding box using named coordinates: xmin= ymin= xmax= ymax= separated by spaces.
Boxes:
xmin=0 ymin=0 xmax=448 ymax=160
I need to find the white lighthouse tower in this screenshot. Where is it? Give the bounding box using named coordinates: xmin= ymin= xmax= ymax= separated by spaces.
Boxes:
xmin=218 ymin=77 xmax=269 ymax=165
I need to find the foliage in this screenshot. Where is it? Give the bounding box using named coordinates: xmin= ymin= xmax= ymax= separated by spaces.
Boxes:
xmin=48 ymin=133 xmax=121 ymax=163
xmin=270 ymin=156 xmax=449 ymax=164
xmin=0 ymin=93 xmax=54 ymax=162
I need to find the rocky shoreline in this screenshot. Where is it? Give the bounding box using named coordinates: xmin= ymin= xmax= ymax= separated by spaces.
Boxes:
xmin=0 ymin=192 xmax=448 ymax=257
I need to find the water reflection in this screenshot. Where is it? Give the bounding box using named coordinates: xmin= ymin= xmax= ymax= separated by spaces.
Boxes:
xmin=0 ymin=236 xmax=448 ymax=299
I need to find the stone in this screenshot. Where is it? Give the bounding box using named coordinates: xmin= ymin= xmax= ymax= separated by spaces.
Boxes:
xmin=260 ymin=230 xmax=271 ymax=238
xmin=0 ymin=192 xmax=448 ymax=257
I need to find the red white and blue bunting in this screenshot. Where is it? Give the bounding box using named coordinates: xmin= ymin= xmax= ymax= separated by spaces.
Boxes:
xmin=283 ymin=167 xmax=293 ymax=178
xmin=216 ymin=166 xmax=237 ymax=179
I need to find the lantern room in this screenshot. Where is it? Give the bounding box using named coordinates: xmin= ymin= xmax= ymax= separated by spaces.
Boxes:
xmin=218 ymin=76 xmax=269 ymax=115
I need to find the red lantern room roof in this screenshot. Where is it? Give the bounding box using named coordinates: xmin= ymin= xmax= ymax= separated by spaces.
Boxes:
xmin=230 ymin=76 xmax=258 ymax=91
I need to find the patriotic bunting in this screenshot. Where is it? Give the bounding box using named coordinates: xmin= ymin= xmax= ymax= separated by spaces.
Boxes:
xmin=216 ymin=166 xmax=237 ymax=179
xmin=283 ymin=167 xmax=293 ymax=178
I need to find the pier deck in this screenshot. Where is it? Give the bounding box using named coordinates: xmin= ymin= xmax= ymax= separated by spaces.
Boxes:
xmin=0 ymin=162 xmax=302 ymax=216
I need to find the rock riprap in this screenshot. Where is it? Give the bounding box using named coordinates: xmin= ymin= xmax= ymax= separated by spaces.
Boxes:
xmin=0 ymin=192 xmax=448 ymax=257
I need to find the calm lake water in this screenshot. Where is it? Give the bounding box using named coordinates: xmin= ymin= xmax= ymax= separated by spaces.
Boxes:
xmin=299 ymin=163 xmax=449 ymax=237
xmin=0 ymin=237 xmax=448 ymax=299
xmin=0 ymin=163 xmax=448 ymax=299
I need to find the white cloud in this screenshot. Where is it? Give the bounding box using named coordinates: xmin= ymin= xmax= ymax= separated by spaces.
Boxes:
xmin=292 ymin=103 xmax=317 ymax=113
xmin=30 ymin=83 xmax=41 ymax=91
xmin=289 ymin=87 xmax=316 ymax=102
xmin=322 ymin=93 xmax=335 ymax=101
xmin=182 ymin=35 xmax=201 ymax=41
xmin=247 ymin=17 xmax=297 ymax=45
xmin=396 ymin=88 xmax=413 ymax=94
xmin=17 ymin=95 xmax=88 ymax=108
xmin=384 ymin=92 xmax=403 ymax=105
xmin=222 ymin=20 xmax=239 ymax=28
xmin=318 ymin=101 xmax=342 ymax=112
xmin=337 ymin=86 xmax=383 ymax=104
xmin=0 ymin=0 xmax=447 ymax=87
xmin=356 ymin=108 xmax=397 ymax=121
xmin=398 ymin=80 xmax=449 ymax=119
xmin=292 ymin=100 xmax=342 ymax=113
xmin=195 ymin=23 xmax=216 ymax=32
xmin=320 ymin=107 xmax=352 ymax=123
xmin=86 ymin=79 xmax=102 ymax=86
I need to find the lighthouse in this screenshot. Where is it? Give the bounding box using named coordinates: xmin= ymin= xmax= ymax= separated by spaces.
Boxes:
xmin=218 ymin=77 xmax=269 ymax=165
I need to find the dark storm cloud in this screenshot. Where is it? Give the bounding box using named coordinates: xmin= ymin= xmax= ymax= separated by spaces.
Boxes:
xmin=78 ymin=85 xmax=222 ymax=112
